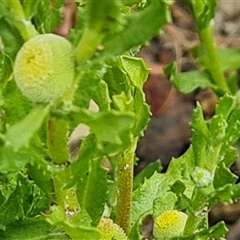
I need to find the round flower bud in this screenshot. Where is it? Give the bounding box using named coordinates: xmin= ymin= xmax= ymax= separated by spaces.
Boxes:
xmin=153 ymin=210 xmax=188 ymax=240
xmin=97 ymin=218 xmax=127 ymax=240
xmin=191 ymin=166 xmax=213 ymax=188
xmin=13 ymin=33 xmax=74 ymax=103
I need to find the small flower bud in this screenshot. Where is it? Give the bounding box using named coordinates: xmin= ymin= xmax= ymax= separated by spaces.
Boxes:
xmin=192 ymin=166 xmax=213 ymax=187
xmin=153 ymin=210 xmax=188 ymax=240
xmin=13 ymin=34 xmax=74 ymax=103
xmin=97 ymin=218 xmax=127 ymax=240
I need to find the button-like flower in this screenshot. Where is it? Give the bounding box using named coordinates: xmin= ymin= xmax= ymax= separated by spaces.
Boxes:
xmin=153 ymin=210 xmax=188 ymax=240
xmin=14 ymin=33 xmax=74 ymax=103
xmin=97 ymin=218 xmax=127 ymax=240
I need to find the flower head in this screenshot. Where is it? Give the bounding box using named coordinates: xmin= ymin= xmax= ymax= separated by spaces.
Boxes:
xmin=153 ymin=210 xmax=188 ymax=240
xmin=97 ymin=218 xmax=127 ymax=240
xmin=14 ymin=33 xmax=74 ymax=103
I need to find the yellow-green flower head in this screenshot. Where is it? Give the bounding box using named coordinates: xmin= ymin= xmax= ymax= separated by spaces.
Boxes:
xmin=97 ymin=218 xmax=127 ymax=240
xmin=153 ymin=210 xmax=188 ymax=240
xmin=13 ymin=33 xmax=74 ymax=103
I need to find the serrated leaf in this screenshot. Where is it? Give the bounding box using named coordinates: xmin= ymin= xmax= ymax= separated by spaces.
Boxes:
xmin=130 ymin=172 xmax=168 ymax=235
xmin=27 ymin=160 xmax=54 ymax=196
xmin=0 ymin=173 xmax=50 ymax=230
xmin=215 ymin=94 xmax=235 ymax=120
xmin=3 ymin=80 xmax=32 ymax=126
xmin=213 ymin=162 xmax=238 ymax=189
xmin=133 ymin=160 xmax=162 ymax=191
xmin=33 ymin=0 xmax=64 ymax=33
xmin=73 ymin=63 xmax=108 ymax=109
xmin=47 ymin=205 xmax=100 ymax=240
xmin=76 ymin=157 xmax=108 ymax=226
xmin=153 ymin=192 xmax=177 ymax=218
xmin=196 ymin=221 xmax=227 ymax=239
xmin=119 ymin=56 xmax=149 ymax=90
xmin=5 ymin=104 xmax=50 ymax=151
xmin=70 ymin=108 xmax=134 ymax=145
xmin=223 ymin=107 xmax=240 ymax=147
xmin=102 ymin=0 xmax=170 ymax=57
xmin=0 ymin=146 xmax=41 ymax=173
xmin=62 ymin=136 xmax=108 ymax=226
xmin=22 ymin=0 xmax=40 ymax=19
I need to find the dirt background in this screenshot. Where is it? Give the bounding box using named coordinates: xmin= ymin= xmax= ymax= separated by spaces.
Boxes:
xmin=57 ymin=1 xmax=240 ymax=239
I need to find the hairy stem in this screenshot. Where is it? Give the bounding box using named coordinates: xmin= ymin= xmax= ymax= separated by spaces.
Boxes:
xmin=192 ymin=0 xmax=230 ymax=95
xmin=47 ymin=117 xmax=70 ymax=165
xmin=115 ymin=138 xmax=138 ymax=234
xmin=74 ymin=28 xmax=102 ymax=64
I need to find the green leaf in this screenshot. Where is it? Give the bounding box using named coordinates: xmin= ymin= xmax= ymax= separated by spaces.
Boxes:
xmin=130 ymin=172 xmax=168 ymax=235
xmin=188 ymin=0 xmax=217 ymax=29
xmin=63 ymin=136 xmax=108 ymax=226
xmin=27 ymin=160 xmax=54 ymax=196
xmin=86 ymin=0 xmax=123 ymax=33
xmin=70 ymin=108 xmax=134 ymax=145
xmin=102 ymin=0 xmax=170 ymax=57
xmin=0 ymin=217 xmax=71 ymax=240
xmin=73 ymin=63 xmax=108 ymax=109
xmin=3 ymin=80 xmax=32 ymax=126
xmin=5 ymin=104 xmax=50 ymax=151
xmin=22 ymin=0 xmax=40 ymax=19
xmin=47 ymin=205 xmax=100 ymax=240
xmin=0 ymin=173 xmax=50 ymax=230
xmin=215 ymin=94 xmax=235 ymax=120
xmin=213 ymin=162 xmax=238 ymax=189
xmin=119 ymin=56 xmax=149 ymax=91
xmin=195 ymin=221 xmax=227 ymax=239
xmin=75 ymin=155 xmax=108 ymax=225
xmin=218 ymin=48 xmax=240 ymax=71
xmin=190 ymin=104 xmax=210 ymax=166
xmin=0 ymin=18 xmax=23 ymax=59
xmin=0 ymin=51 xmax=12 ymax=86
xmin=119 ymin=56 xmax=150 ymax=135
xmin=153 ymin=192 xmax=177 ymax=218
xmin=33 ymin=0 xmax=64 ymax=33
xmin=170 ymin=70 xmax=216 ymax=94
xmin=0 ymin=146 xmax=41 ymax=173
xmin=133 ymin=160 xmax=162 ymax=190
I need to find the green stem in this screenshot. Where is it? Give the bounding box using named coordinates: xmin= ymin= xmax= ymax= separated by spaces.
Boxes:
xmin=74 ymin=28 xmax=102 ymax=64
xmin=6 ymin=0 xmax=38 ymax=41
xmin=115 ymin=138 xmax=138 ymax=234
xmin=192 ymin=0 xmax=230 ymax=95
xmin=47 ymin=117 xmax=70 ymax=165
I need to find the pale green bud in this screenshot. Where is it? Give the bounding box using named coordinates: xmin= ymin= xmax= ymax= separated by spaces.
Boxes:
xmin=97 ymin=218 xmax=127 ymax=240
xmin=192 ymin=166 xmax=213 ymax=188
xmin=13 ymin=34 xmax=74 ymax=103
xmin=153 ymin=210 xmax=188 ymax=240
